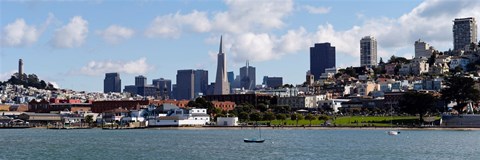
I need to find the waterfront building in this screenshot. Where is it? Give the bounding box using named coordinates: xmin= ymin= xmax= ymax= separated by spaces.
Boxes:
xmin=217 ymin=117 xmax=239 ymax=126
xmin=240 ymin=61 xmax=256 ymax=90
xmin=265 ymin=76 xmax=283 ymax=88
xmin=104 ymin=73 xmax=121 ymax=93
xmin=214 ymin=36 xmax=230 ymax=95
xmin=310 ymin=43 xmax=336 ymax=80
xmin=147 ymin=108 xmax=210 ymax=127
xmin=414 ymin=39 xmax=435 ymax=58
xmin=453 ymin=17 xmax=477 ymax=51
xmin=360 ymin=36 xmax=377 ymax=68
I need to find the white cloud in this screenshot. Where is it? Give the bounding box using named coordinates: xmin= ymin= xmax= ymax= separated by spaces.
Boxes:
xmin=145 ymin=10 xmax=211 ymax=38
xmin=145 ymin=0 xmax=293 ymax=37
xmin=212 ymin=0 xmax=293 ymax=33
xmin=229 ymin=33 xmax=276 ymax=62
xmin=97 ymin=25 xmax=134 ymax=44
xmin=1 ymin=19 xmax=40 ymax=47
xmin=51 ymin=16 xmax=88 ymax=48
xmin=303 ymin=5 xmax=331 ymax=14
xmin=75 ymin=57 xmax=153 ymax=76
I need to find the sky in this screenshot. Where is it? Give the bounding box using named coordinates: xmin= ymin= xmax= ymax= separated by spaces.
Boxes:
xmin=1 ymin=0 xmax=480 ymax=92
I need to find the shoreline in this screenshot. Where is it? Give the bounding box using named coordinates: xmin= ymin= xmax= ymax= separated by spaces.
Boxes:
xmin=20 ymin=126 xmax=480 ymax=131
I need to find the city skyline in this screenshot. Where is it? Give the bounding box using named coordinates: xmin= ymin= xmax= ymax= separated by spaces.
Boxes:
xmin=1 ymin=0 xmax=480 ymax=92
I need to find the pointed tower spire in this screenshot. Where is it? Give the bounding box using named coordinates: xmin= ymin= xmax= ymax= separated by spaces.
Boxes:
xmin=219 ymin=35 xmax=224 ymax=54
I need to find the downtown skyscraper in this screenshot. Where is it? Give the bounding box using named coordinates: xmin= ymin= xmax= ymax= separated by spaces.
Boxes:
xmin=240 ymin=61 xmax=256 ymax=90
xmin=104 ymin=73 xmax=121 ymax=93
xmin=310 ymin=43 xmax=336 ymax=80
xmin=214 ymin=36 xmax=230 ymax=95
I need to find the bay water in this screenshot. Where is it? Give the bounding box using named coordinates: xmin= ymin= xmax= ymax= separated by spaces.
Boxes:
xmin=0 ymin=128 xmax=479 ymax=160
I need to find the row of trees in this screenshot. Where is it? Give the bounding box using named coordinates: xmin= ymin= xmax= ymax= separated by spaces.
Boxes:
xmin=185 ymin=76 xmax=478 ymax=124
xmin=399 ymin=75 xmax=480 ymax=122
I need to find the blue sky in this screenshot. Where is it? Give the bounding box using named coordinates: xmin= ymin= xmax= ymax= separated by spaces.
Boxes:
xmin=1 ymin=0 xmax=479 ymax=92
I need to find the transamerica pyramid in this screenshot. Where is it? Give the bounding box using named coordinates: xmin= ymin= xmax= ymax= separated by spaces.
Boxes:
xmin=214 ymin=36 xmax=230 ymax=95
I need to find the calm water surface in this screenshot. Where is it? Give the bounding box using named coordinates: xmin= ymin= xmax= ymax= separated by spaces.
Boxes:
xmin=0 ymin=128 xmax=479 ymax=160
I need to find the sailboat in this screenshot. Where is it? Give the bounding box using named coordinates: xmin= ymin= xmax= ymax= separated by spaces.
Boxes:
xmin=244 ymin=124 xmax=265 ymax=143
xmin=387 ymin=105 xmax=400 ymax=136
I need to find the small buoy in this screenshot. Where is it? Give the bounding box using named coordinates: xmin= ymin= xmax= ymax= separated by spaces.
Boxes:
xmin=271 ymin=141 xmax=274 ymax=144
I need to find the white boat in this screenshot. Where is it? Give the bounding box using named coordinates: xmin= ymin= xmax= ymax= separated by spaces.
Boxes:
xmin=387 ymin=105 xmax=400 ymax=136
xmin=387 ymin=130 xmax=400 ymax=136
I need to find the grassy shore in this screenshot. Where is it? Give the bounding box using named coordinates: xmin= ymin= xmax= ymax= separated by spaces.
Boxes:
xmin=249 ymin=116 xmax=439 ymax=127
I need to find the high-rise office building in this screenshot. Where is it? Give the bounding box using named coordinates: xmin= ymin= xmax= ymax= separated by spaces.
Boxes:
xmin=310 ymin=43 xmax=336 ymax=80
xmin=227 ymin=71 xmax=235 ymax=89
xmin=104 ymin=72 xmax=121 ymax=93
xmin=265 ymin=76 xmax=283 ymax=89
xmin=214 ymin=36 xmax=230 ymax=95
xmin=453 ymin=17 xmax=477 ymax=50
xmin=176 ymin=70 xmax=195 ymax=100
xmin=152 ymin=78 xmax=172 ymax=100
xmin=240 ymin=61 xmax=256 ymax=90
xmin=125 ymin=75 xmax=156 ymax=97
xmin=194 ymin=70 xmax=208 ymax=97
xmin=135 ymin=75 xmax=147 ymax=87
xmin=360 ymin=36 xmax=377 ymax=68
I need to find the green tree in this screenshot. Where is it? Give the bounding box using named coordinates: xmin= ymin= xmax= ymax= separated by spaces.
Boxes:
xmin=85 ymin=115 xmax=94 ymax=127
xmin=187 ymin=100 xmax=197 ymax=108
xmin=441 ymin=76 xmax=480 ymax=114
xmin=399 ymin=92 xmax=437 ymax=122
xmin=249 ymin=112 xmax=263 ymax=122
xmin=238 ymin=112 xmax=249 ymax=122
xmin=256 ymin=103 xmax=268 ymax=112
xmin=263 ymin=112 xmax=276 ymax=123
xmin=291 ymin=113 xmax=304 ymax=126
xmin=379 ymin=57 xmax=385 ymax=65
xmin=305 ymin=113 xmax=315 ymax=126
xmin=318 ymin=114 xmax=330 ymax=122
xmin=276 ymin=114 xmax=287 ymax=125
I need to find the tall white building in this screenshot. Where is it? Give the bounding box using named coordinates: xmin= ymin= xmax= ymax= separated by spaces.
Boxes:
xmin=414 ymin=39 xmax=435 ymax=58
xmin=453 ymin=17 xmax=477 ymax=51
xmin=214 ymin=36 xmax=230 ymax=95
xmin=360 ymin=36 xmax=377 ymax=68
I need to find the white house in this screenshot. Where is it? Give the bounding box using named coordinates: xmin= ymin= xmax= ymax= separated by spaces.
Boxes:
xmin=317 ymin=99 xmax=349 ymax=112
xmin=217 ymin=117 xmax=239 ymax=126
xmin=148 ymin=108 xmax=210 ymax=127
xmin=277 ymin=95 xmax=326 ymax=109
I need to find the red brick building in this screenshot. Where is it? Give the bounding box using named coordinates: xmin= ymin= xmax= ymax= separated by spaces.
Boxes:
xmin=211 ymin=101 xmax=236 ymax=111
